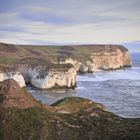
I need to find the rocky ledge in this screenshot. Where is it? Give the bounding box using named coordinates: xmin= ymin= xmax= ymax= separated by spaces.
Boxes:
xmin=0 ymin=79 xmax=140 ymax=140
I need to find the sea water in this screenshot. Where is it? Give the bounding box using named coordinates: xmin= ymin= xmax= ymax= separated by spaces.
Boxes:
xmin=27 ymin=53 xmax=140 ymax=118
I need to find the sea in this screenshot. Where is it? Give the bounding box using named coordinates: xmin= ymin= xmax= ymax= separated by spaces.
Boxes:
xmin=27 ymin=53 xmax=140 ymax=118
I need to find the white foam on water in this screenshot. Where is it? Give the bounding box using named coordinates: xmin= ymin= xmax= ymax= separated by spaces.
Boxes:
xmin=77 ymin=67 xmax=140 ymax=82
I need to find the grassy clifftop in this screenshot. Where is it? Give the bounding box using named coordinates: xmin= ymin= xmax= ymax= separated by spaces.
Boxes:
xmin=0 ymin=79 xmax=140 ymax=140
xmin=0 ymin=42 xmax=129 ymax=66
xmin=1 ymin=99 xmax=140 ymax=140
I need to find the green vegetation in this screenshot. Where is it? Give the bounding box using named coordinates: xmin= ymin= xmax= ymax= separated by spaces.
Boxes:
xmin=0 ymin=42 xmax=128 ymax=67
xmin=0 ymin=96 xmax=140 ymax=140
xmin=0 ymin=56 xmax=19 ymax=64
xmin=51 ymin=97 xmax=105 ymax=113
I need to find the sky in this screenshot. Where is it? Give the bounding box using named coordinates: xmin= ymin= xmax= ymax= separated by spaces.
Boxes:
xmin=0 ymin=0 xmax=140 ymax=52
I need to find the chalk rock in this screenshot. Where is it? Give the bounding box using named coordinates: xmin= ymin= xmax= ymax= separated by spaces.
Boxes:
xmin=60 ymin=58 xmax=95 ymax=73
xmin=59 ymin=45 xmax=131 ymax=71
xmin=28 ymin=64 xmax=77 ymax=89
xmin=0 ymin=71 xmax=25 ymax=88
xmin=86 ymin=61 xmax=95 ymax=72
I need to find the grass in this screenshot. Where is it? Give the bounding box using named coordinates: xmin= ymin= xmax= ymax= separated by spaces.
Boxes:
xmin=0 ymin=56 xmax=19 ymax=64
xmin=0 ymin=43 xmax=129 ymax=67
xmin=0 ymin=96 xmax=140 ymax=140
xmin=51 ymin=97 xmax=105 ymax=113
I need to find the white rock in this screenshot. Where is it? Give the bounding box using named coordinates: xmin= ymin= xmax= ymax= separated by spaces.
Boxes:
xmin=86 ymin=61 xmax=95 ymax=72
xmin=28 ymin=66 xmax=77 ymax=89
xmin=90 ymin=49 xmax=131 ymax=70
xmin=59 ymin=58 xmax=95 ymax=73
xmin=79 ymin=64 xmax=88 ymax=73
xmin=0 ymin=72 xmax=26 ymax=87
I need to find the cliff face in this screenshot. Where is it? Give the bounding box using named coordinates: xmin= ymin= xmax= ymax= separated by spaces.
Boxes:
xmin=28 ymin=64 xmax=77 ymax=89
xmin=0 ymin=67 xmax=25 ymax=88
xmin=0 ymin=43 xmax=131 ymax=72
xmin=0 ymin=80 xmax=140 ymax=140
xmin=0 ymin=43 xmax=131 ymax=89
xmin=59 ymin=58 xmax=95 ymax=73
xmin=59 ymin=45 xmax=131 ymax=71
xmin=0 ymin=63 xmax=77 ymax=89
xmin=90 ymin=46 xmax=131 ymax=70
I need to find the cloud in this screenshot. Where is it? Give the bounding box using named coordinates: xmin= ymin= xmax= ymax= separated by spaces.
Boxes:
xmin=0 ymin=0 xmax=140 ymax=46
xmin=23 ymin=0 xmax=140 ymax=23
xmin=0 ymin=21 xmax=139 ymax=45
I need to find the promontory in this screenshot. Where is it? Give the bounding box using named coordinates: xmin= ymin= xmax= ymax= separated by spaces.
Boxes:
xmin=0 ymin=79 xmax=139 ymax=140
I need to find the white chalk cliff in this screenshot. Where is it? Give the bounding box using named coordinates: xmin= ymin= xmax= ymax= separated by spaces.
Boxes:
xmin=59 ymin=45 xmax=131 ymax=72
xmin=0 ymin=71 xmax=25 ymax=88
xmin=59 ymin=58 xmax=95 ymax=73
xmin=0 ymin=43 xmax=132 ymax=90
xmin=27 ymin=65 xmax=77 ymax=89
xmin=90 ymin=48 xmax=131 ymax=70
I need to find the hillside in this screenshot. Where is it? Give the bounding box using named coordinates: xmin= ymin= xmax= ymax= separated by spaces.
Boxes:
xmin=0 ymin=79 xmax=140 ymax=140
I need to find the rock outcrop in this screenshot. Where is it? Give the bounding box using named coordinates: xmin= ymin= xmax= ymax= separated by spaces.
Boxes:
xmin=27 ymin=64 xmax=77 ymax=89
xmin=0 ymin=79 xmax=40 ymax=109
xmin=14 ymin=63 xmax=77 ymax=89
xmin=14 ymin=63 xmax=31 ymax=84
xmin=0 ymin=67 xmax=25 ymax=88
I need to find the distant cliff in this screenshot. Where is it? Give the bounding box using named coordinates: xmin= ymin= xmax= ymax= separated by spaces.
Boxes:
xmin=59 ymin=45 xmax=131 ymax=72
xmin=0 ymin=42 xmax=131 ymax=71
xmin=0 ymin=42 xmax=131 ymax=89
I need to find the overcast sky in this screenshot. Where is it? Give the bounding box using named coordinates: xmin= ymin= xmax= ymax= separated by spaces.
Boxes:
xmin=0 ymin=0 xmax=139 ymax=52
